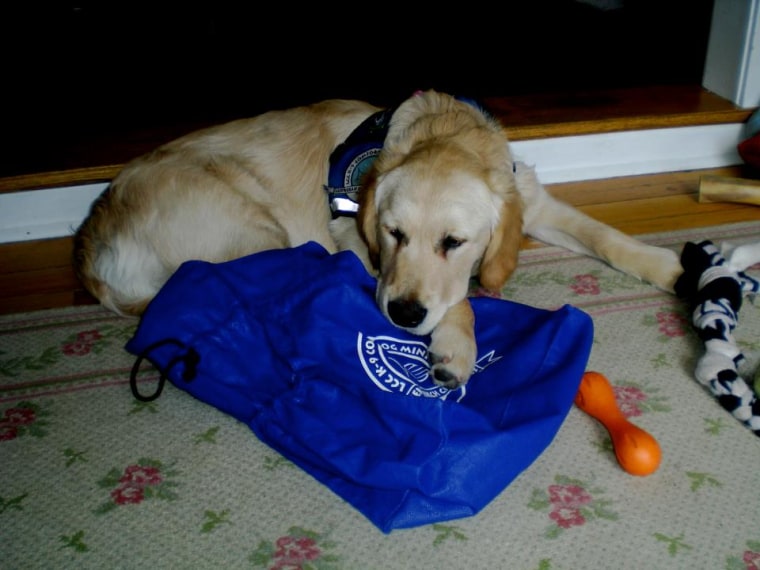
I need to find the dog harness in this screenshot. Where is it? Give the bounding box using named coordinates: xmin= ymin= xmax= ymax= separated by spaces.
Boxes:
xmin=325 ymin=107 xmax=396 ymax=217
xmin=324 ymin=95 xmax=497 ymax=218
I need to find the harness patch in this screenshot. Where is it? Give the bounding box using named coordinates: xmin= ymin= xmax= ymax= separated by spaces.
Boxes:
xmin=325 ymin=108 xmax=395 ymax=217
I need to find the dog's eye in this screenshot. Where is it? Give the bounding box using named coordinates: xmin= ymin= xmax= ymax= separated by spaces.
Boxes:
xmin=441 ymin=235 xmax=464 ymax=252
xmin=389 ymin=228 xmax=406 ymax=244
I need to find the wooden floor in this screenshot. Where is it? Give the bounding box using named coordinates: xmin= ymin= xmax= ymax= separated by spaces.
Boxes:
xmin=532 ymin=166 xmax=759 ymax=241
xmin=1 ymin=165 xmax=758 ymax=316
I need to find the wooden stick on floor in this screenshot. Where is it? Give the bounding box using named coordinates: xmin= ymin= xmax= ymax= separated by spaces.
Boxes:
xmin=699 ymin=175 xmax=760 ymax=206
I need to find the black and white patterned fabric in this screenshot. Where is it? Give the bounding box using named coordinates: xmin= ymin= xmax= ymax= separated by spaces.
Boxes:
xmin=675 ymin=240 xmax=760 ymax=437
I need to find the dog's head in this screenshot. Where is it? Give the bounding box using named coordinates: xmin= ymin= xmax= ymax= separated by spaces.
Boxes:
xmin=357 ymin=90 xmax=524 ymax=335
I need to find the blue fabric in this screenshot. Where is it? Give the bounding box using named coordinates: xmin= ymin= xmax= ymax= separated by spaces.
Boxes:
xmin=125 ymin=242 xmax=593 ymax=533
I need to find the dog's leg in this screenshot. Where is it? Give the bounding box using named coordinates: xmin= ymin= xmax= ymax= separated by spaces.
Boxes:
xmin=517 ymin=165 xmax=683 ymax=292
xmin=428 ymin=299 xmax=477 ymax=389
xmin=330 ymin=217 xmax=376 ymax=275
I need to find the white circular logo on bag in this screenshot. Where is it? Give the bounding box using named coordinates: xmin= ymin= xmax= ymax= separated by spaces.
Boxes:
xmin=357 ymin=333 xmax=466 ymax=401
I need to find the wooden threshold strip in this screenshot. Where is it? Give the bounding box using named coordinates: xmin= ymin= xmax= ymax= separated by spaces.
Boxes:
xmin=487 ymin=85 xmax=753 ymax=140
xmin=502 ymin=110 xmax=753 ymax=141
xmin=0 ymin=166 xmax=120 ymax=195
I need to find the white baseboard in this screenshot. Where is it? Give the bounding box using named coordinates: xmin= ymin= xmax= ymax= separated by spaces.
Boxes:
xmin=512 ymin=123 xmax=744 ymax=184
xmin=0 ymin=123 xmax=745 ymax=245
xmin=1 ymin=183 xmax=109 ymax=244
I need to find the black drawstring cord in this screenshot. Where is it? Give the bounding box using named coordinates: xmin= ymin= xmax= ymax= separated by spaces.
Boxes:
xmin=129 ymin=338 xmax=200 ymax=402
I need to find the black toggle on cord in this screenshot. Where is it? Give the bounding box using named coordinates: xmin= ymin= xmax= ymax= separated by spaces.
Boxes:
xmin=129 ymin=338 xmax=200 ymax=402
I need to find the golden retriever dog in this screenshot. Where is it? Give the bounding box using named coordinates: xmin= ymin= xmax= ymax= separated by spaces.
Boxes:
xmin=73 ymin=90 xmax=682 ymax=388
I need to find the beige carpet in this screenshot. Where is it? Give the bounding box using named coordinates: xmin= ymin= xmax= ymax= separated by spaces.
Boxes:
xmin=2 ymin=221 xmax=759 ymax=570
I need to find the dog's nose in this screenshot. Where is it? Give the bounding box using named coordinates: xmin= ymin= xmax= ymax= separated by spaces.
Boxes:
xmin=387 ymin=298 xmax=427 ymax=328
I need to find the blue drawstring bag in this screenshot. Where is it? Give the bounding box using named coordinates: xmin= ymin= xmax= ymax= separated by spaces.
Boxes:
xmin=126 ymin=242 xmax=593 ymax=533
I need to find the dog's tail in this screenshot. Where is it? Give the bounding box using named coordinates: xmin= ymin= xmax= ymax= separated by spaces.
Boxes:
xmin=72 ymin=190 xmax=154 ymax=317
xmin=73 ymin=230 xmax=150 ymax=317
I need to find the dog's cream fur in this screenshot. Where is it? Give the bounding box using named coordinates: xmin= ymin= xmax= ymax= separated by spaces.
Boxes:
xmin=74 ymin=91 xmax=683 ymax=388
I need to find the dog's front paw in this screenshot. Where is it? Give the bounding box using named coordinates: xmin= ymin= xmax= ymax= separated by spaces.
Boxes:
xmin=428 ymin=323 xmax=477 ymax=390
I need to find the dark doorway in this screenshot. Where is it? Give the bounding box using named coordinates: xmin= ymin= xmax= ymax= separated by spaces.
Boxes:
xmin=1 ymin=1 xmax=715 ymax=177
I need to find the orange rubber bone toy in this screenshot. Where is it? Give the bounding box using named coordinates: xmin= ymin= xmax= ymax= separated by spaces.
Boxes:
xmin=575 ymin=371 xmax=662 ymax=476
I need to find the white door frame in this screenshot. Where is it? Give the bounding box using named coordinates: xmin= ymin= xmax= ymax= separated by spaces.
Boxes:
xmin=703 ymin=0 xmax=760 ymax=108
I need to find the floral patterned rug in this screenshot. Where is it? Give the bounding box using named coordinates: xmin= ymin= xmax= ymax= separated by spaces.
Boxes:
xmin=2 ymin=221 xmax=759 ymax=570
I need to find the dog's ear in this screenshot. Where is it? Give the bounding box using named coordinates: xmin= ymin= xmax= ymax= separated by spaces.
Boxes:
xmin=357 ymin=144 xmax=408 ymax=270
xmin=478 ymin=195 xmax=523 ymax=291
xmin=357 ymin=169 xmax=380 ymax=269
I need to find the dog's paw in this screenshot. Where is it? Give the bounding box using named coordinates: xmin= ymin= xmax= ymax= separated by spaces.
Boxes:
xmin=428 ymin=324 xmax=477 ymax=390
xmin=634 ymin=245 xmax=683 ymax=293
xmin=724 ymin=242 xmax=760 ymax=272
